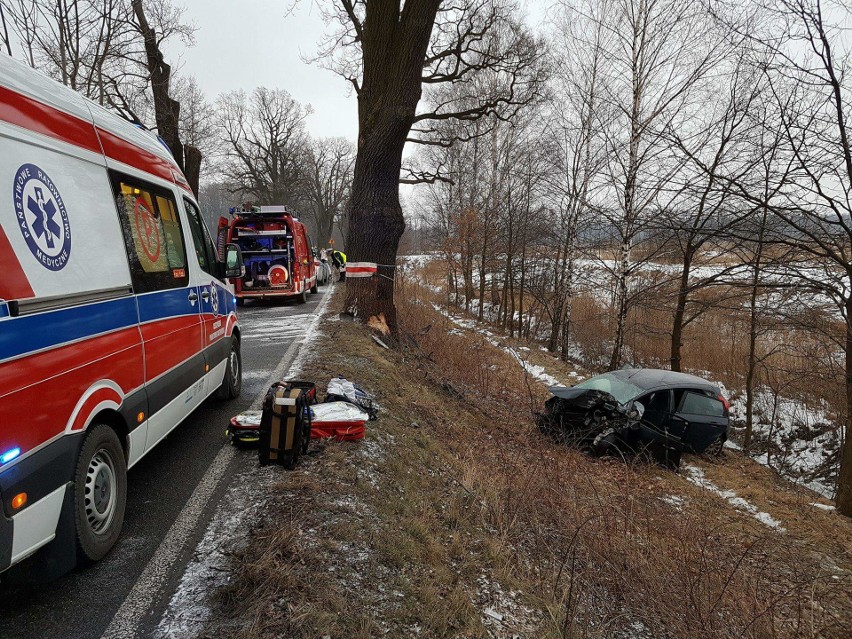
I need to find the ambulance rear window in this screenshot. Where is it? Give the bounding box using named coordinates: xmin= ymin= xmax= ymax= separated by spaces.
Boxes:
xmin=110 ymin=173 xmax=189 ymax=293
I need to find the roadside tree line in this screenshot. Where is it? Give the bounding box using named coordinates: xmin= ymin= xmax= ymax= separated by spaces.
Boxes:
xmin=411 ymin=0 xmax=852 ymax=515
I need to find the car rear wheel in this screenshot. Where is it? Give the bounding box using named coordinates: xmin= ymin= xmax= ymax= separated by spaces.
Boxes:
xmin=705 ymin=436 xmax=725 ymax=457
xmin=310 ymin=280 xmax=318 ymax=294
xmin=216 ymin=337 xmax=242 ymax=400
xmin=74 ymin=424 xmax=126 ymax=563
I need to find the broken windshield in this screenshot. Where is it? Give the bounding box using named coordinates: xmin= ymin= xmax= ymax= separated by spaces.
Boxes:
xmin=573 ymin=373 xmax=644 ymax=405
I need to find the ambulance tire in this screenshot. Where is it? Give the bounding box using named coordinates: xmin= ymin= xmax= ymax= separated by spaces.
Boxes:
xmin=73 ymin=424 xmax=127 ymax=563
xmin=216 ymin=337 xmax=242 ymax=400
xmin=310 ymin=281 xmax=318 ymax=294
xmin=296 ymin=290 xmax=308 ymax=304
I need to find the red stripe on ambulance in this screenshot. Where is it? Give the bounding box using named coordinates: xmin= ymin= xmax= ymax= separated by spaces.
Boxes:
xmin=69 ymin=386 xmax=124 ymax=432
xmin=0 ymin=224 xmax=34 ymax=300
xmin=96 ymin=126 xmax=192 ymax=193
xmin=0 ymin=328 xmax=144 ymax=456
xmin=0 ymin=85 xmax=102 ymax=154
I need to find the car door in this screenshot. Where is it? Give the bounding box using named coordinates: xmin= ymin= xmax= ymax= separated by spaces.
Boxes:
xmin=183 ymin=197 xmax=231 ymax=380
xmin=673 ymin=389 xmax=728 ymax=453
xmin=635 ymin=390 xmax=671 ymax=432
xmin=110 ymin=172 xmax=205 ymax=451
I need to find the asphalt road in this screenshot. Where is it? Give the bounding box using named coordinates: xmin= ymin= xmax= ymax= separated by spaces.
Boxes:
xmin=0 ymin=287 xmax=331 ymax=639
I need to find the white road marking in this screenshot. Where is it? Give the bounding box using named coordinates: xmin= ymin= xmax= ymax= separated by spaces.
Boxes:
xmin=99 ymin=287 xmax=334 ymax=639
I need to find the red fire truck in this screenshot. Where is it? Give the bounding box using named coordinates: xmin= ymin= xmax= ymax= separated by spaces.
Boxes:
xmin=218 ymin=205 xmax=318 ymax=305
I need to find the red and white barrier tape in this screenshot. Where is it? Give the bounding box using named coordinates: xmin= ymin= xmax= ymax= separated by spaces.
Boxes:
xmin=346 ymin=262 xmax=379 ymax=278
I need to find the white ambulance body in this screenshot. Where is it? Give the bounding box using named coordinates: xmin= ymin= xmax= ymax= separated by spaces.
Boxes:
xmin=0 ymin=56 xmax=244 ymax=577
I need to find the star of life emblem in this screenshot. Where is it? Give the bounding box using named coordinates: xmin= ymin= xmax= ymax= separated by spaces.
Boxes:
xmin=210 ymin=282 xmax=219 ymax=315
xmin=13 ymin=164 xmax=71 ymax=271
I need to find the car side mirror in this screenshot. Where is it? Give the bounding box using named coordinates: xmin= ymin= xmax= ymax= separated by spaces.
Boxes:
xmin=224 ymin=243 xmax=245 ymax=279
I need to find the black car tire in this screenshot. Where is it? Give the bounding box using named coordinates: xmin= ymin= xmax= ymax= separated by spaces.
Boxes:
xmin=216 ymin=337 xmax=242 ymax=400
xmin=74 ymin=424 xmax=126 ymax=563
xmin=296 ymin=290 xmax=308 ymax=304
xmin=310 ymin=281 xmax=318 ymax=294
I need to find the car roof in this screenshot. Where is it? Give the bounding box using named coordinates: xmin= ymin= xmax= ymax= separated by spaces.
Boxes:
xmin=608 ymin=368 xmax=718 ymax=392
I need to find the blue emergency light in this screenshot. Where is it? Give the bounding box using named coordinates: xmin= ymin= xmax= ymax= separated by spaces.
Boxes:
xmin=0 ymin=447 xmax=20 ymax=465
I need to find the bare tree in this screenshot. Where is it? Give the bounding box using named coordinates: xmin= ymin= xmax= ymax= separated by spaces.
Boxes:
xmin=537 ymin=0 xmax=609 ymax=358
xmin=301 ymin=137 xmax=355 ymax=245
xmin=709 ymin=0 xmax=852 ymax=515
xmin=583 ymin=0 xmax=726 ymax=369
xmin=3 ymin=0 xmax=143 ymax=105
xmin=661 ymin=56 xmax=771 ymax=371
xmin=216 ymin=87 xmax=312 ymax=206
xmin=131 ymin=0 xmax=202 ymax=193
xmin=316 ymin=0 xmax=544 ymax=329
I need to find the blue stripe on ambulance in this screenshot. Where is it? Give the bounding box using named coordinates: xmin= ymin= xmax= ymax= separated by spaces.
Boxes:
xmin=0 ymin=297 xmax=139 ymax=363
xmin=0 ymin=288 xmax=203 ymax=363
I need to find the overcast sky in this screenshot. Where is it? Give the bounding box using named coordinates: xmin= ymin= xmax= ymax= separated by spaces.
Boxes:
xmin=169 ymin=0 xmax=547 ymax=143
xmin=167 ymin=0 xmax=357 ymax=140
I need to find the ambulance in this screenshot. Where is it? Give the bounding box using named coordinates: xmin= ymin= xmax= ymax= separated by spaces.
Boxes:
xmin=0 ymin=57 xmax=245 ymax=578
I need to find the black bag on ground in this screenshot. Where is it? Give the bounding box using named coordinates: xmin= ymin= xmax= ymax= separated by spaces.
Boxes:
xmin=258 ymin=381 xmax=313 ymax=469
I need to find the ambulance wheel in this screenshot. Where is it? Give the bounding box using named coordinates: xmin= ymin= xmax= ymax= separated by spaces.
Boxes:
xmin=216 ymin=337 xmax=242 ymax=400
xmin=296 ymin=290 xmax=307 ymax=304
xmin=310 ymin=282 xmax=318 ymax=294
xmin=73 ymin=424 xmax=126 ymax=563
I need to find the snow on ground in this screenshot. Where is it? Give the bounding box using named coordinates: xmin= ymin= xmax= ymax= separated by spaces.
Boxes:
xmin=398 ymin=253 xmax=437 ymax=270
xmin=432 ymin=303 xmax=564 ymax=387
xmin=718 ymin=383 xmax=839 ymax=498
xmin=683 ymin=464 xmax=785 ymax=531
xmin=812 ymin=502 xmax=836 ymax=511
xmin=473 ymin=573 xmax=541 ymax=638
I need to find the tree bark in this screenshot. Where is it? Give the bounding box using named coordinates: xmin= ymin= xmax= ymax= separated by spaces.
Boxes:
xmin=837 ymin=294 xmax=852 ymax=514
xmin=343 ymin=0 xmax=441 ymax=328
xmin=670 ymin=249 xmax=692 ymax=372
xmin=184 ymin=144 xmax=202 ymax=196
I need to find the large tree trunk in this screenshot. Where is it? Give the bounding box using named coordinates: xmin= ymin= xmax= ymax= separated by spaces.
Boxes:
xmin=670 ymin=249 xmax=692 ymax=372
xmin=343 ymin=0 xmax=440 ymax=328
xmin=837 ymin=296 xmax=852 ymax=516
xmin=344 ymin=137 xmax=407 ymax=326
xmin=184 ymin=144 xmax=202 ymax=196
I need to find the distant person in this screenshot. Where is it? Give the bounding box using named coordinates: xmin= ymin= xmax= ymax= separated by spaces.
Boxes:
xmin=332 ymin=249 xmax=347 ymax=281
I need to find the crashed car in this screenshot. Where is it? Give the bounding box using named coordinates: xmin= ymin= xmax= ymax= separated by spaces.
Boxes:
xmin=537 ymin=369 xmax=730 ymax=468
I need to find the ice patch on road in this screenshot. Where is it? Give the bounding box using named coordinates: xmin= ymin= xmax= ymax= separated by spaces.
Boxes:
xmin=683 ymin=464 xmax=785 ymax=531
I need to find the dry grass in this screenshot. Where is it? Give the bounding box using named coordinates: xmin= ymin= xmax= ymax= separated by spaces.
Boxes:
xmin=199 ymin=286 xmax=852 ymax=639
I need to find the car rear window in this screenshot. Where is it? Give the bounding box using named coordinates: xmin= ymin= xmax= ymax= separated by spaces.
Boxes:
xmin=679 ymin=391 xmax=725 ymax=417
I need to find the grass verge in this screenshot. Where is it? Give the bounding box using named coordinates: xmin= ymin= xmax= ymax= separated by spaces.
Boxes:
xmin=198 ymin=288 xmax=852 ymax=639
